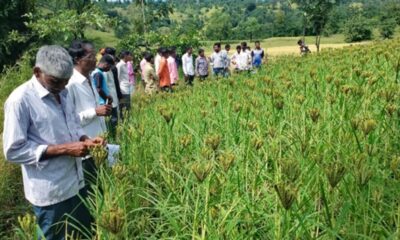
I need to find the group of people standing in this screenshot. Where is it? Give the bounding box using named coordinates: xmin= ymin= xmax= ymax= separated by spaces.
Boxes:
xmin=2 ymin=38 xmax=267 ymax=240
xmin=137 ymin=41 xmax=266 ymax=94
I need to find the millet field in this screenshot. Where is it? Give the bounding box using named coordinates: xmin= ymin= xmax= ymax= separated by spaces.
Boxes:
xmin=9 ymin=39 xmax=400 ymax=239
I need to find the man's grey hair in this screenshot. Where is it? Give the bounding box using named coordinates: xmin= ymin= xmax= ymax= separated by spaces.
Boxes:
xmin=35 ymin=45 xmax=73 ymax=79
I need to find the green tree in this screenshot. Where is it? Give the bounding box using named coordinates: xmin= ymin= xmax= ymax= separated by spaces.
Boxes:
xmin=241 ymin=17 xmax=262 ymax=41
xmin=36 ymin=0 xmax=93 ymax=21
xmin=24 ymin=5 xmax=112 ymax=43
xmin=117 ymin=30 xmax=200 ymax=61
xmin=204 ymin=12 xmax=232 ymax=41
xmin=290 ymin=0 xmax=336 ymax=52
xmin=0 ymin=0 xmax=35 ymax=71
xmin=384 ymin=1 xmax=400 ymax=25
xmin=134 ymin=0 xmax=148 ymax=34
xmin=379 ymin=17 xmax=397 ymax=40
xmin=344 ymin=15 xmax=372 ymax=43
xmin=131 ymin=0 xmax=173 ymax=34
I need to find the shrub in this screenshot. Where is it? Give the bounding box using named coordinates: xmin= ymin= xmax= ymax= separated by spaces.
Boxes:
xmin=0 ymin=56 xmax=33 ymax=238
xmin=379 ymin=18 xmax=397 ymax=39
xmin=117 ymin=30 xmax=200 ymax=62
xmin=344 ymin=17 xmax=372 ymax=43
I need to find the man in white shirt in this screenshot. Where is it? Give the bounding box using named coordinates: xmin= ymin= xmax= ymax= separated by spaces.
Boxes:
xmin=116 ymin=51 xmax=133 ymax=112
xmin=3 ymin=45 xmax=105 ymax=239
xmin=67 ymin=40 xmax=111 ymax=196
xmin=232 ymin=45 xmax=252 ymax=72
xmin=240 ymin=42 xmax=252 ymax=71
xmin=182 ymin=47 xmax=195 ymax=86
xmin=210 ymin=42 xmax=228 ymax=78
xmin=231 ymin=45 xmax=242 ymax=72
xmin=67 ymin=40 xmax=110 ymax=138
xmin=103 ymin=47 xmax=122 ymax=129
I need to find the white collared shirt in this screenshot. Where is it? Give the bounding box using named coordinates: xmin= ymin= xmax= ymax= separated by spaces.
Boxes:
xmin=3 ymin=76 xmax=86 ymax=206
xmin=232 ymin=51 xmax=252 ymax=70
xmin=182 ymin=53 xmax=195 ymax=76
xmin=210 ymin=51 xmax=228 ymax=69
xmin=105 ymin=70 xmax=120 ymax=108
xmin=116 ymin=60 xmax=130 ymax=95
xmin=154 ymin=54 xmax=162 ymax=74
xmin=67 ymin=69 xmax=107 ymax=138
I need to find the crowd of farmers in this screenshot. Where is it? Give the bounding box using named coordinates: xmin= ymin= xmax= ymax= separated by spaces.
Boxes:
xmin=2 ymin=38 xmax=307 ymax=239
xmin=100 ymin=41 xmax=267 ymax=96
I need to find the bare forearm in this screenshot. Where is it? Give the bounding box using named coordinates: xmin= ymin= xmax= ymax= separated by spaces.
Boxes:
xmin=43 ymin=144 xmax=72 ymax=159
xmin=97 ymin=89 xmax=108 ymax=101
xmin=43 ymin=135 xmax=90 ymax=159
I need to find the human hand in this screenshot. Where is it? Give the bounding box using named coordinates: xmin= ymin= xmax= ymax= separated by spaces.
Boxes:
xmin=64 ymin=142 xmax=91 ymax=157
xmin=85 ymin=137 xmax=106 ymax=146
xmin=95 ymin=105 xmax=112 ymax=116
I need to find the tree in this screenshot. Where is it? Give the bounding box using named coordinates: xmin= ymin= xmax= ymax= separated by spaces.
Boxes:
xmin=290 ymin=0 xmax=336 ymax=52
xmin=384 ymin=1 xmax=400 ymax=25
xmin=204 ymin=12 xmax=232 ymax=41
xmin=36 ymin=0 xmax=92 ymax=14
xmin=26 ymin=5 xmax=111 ymax=42
xmin=134 ymin=0 xmax=147 ymax=34
xmin=241 ymin=17 xmax=262 ymax=41
xmin=379 ymin=17 xmax=396 ymax=39
xmin=132 ymin=0 xmax=173 ymax=34
xmin=0 ymin=0 xmax=35 ymax=71
xmin=117 ymin=30 xmax=200 ymax=61
xmin=343 ymin=15 xmax=372 ymax=43
xmin=246 ymin=3 xmax=257 ymax=13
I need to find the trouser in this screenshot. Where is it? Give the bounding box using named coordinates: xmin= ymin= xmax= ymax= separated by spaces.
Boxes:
xmin=33 ymin=188 xmax=93 ymax=240
xmin=107 ymin=107 xmax=118 ymax=136
xmin=253 ymin=64 xmax=262 ymax=68
xmin=213 ymin=68 xmax=225 ymax=78
xmin=161 ymin=86 xmax=173 ymax=92
xmin=223 ymin=68 xmax=230 ymax=77
xmin=185 ymin=75 xmax=194 ymax=86
xmin=120 ymin=94 xmax=131 ymax=117
xmin=82 ymin=158 xmax=99 ymax=195
xmin=199 ymin=75 xmax=208 ymax=81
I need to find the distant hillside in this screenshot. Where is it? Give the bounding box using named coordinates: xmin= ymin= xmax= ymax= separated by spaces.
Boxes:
xmin=102 ymin=0 xmax=399 ymax=41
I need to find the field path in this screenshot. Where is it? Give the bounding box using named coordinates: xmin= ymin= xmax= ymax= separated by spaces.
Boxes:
xmin=266 ymin=42 xmax=370 ymax=57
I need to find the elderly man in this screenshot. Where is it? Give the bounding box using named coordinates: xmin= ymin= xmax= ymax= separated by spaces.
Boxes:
xmin=3 ymin=45 xmax=104 ymax=239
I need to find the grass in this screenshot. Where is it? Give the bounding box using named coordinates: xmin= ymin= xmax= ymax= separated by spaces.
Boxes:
xmin=80 ymin=38 xmax=400 ymax=238
xmin=0 ymin=56 xmax=34 ymax=239
xmin=85 ymin=29 xmax=119 ymax=48
xmin=201 ymin=28 xmax=400 ymax=56
xmin=202 ymin=34 xmax=346 ymax=47
xmin=1 ymin=34 xmax=400 ymax=239
xmin=201 ymin=34 xmax=363 ymax=57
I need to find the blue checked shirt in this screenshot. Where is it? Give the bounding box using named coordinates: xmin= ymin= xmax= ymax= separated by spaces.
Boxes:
xmin=3 ymin=76 xmax=86 ymax=207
